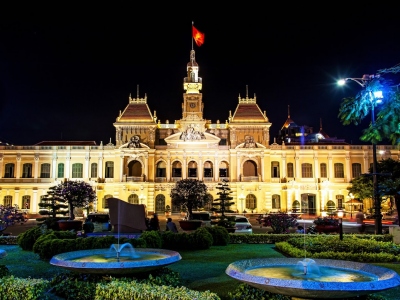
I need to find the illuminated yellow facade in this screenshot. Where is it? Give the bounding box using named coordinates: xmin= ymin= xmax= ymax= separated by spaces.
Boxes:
xmin=0 ymin=50 xmax=398 ymax=216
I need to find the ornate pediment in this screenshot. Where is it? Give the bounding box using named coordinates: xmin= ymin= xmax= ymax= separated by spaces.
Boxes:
xmin=164 ymin=131 xmax=220 ymax=149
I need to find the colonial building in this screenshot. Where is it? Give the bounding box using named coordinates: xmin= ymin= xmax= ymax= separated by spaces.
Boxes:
xmin=0 ymin=49 xmax=397 ymax=217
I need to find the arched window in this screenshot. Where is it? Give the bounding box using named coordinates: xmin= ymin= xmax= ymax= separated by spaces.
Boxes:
xmin=172 ymin=161 xmax=182 ymax=178
xmin=188 ymin=160 xmax=197 ymax=178
xmin=128 ymin=194 xmax=139 ymax=204
xmin=155 ymin=194 xmax=166 ymax=213
xmin=245 ymin=194 xmax=257 ymax=210
xmin=72 ymin=163 xmax=83 ymax=178
xmin=156 ymin=161 xmax=166 ymax=178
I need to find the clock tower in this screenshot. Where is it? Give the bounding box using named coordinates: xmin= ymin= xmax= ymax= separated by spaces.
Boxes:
xmin=182 ymin=50 xmax=203 ymax=120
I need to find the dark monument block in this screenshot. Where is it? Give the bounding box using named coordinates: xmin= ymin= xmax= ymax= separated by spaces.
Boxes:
xmin=108 ymin=197 xmax=148 ymax=233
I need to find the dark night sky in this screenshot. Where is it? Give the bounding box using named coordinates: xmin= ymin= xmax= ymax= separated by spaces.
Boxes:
xmin=0 ymin=5 xmax=399 ymax=145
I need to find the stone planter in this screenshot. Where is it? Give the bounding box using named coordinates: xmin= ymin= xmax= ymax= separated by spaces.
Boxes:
xmin=178 ymin=220 xmax=202 ymax=231
xmin=58 ymin=220 xmax=83 ymax=232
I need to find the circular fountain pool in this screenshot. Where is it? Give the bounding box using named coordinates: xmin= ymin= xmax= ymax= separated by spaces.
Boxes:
xmin=50 ymin=247 xmax=182 ymax=275
xmin=226 ymin=258 xmax=400 ymax=299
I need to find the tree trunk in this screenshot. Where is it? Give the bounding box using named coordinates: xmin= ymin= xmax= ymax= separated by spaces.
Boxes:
xmin=69 ymin=203 xmax=75 ymax=220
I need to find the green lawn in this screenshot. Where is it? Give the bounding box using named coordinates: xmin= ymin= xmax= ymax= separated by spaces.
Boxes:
xmin=1 ymin=244 xmax=400 ymax=300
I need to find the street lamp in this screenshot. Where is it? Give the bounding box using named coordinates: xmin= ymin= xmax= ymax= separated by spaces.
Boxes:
xmin=338 ymin=74 xmax=383 ymax=234
xmin=337 ymin=209 xmax=344 ymax=241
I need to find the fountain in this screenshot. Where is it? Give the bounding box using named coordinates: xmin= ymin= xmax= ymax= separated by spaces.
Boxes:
xmin=50 ymin=246 xmax=181 ymax=275
xmin=50 ymin=197 xmax=182 ymax=275
xmin=226 ymin=217 xmax=400 ymax=299
xmin=226 ymin=257 xmax=400 ymax=299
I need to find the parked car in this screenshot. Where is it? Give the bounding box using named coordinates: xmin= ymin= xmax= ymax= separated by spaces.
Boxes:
xmin=190 ymin=211 xmax=212 ymax=227
xmin=231 ymin=215 xmax=253 ymax=234
xmin=87 ymin=213 xmax=112 ymax=231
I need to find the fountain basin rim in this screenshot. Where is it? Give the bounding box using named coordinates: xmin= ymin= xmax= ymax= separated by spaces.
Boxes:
xmin=50 ymin=248 xmax=182 ymax=271
xmin=226 ymin=258 xmax=400 ymax=299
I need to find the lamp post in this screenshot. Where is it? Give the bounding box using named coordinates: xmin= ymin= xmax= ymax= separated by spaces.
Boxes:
xmin=337 ymin=209 xmax=344 ymax=241
xmin=338 ymin=75 xmax=383 ymax=234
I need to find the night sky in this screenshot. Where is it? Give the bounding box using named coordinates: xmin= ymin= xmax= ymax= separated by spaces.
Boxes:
xmin=0 ymin=6 xmax=399 ymax=146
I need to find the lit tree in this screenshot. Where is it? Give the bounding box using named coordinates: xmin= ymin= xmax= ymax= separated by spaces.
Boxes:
xmin=55 ymin=180 xmax=97 ymax=220
xmin=348 ymin=158 xmax=400 ymax=219
xmin=170 ymin=179 xmax=209 ymax=220
xmin=210 ymin=179 xmax=236 ymax=229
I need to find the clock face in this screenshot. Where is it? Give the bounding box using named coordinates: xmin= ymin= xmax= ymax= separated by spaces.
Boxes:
xmin=190 ymin=103 xmax=196 ymax=108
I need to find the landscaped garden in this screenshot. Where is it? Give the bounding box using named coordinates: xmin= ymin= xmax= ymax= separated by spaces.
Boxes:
xmin=1 ymin=224 xmax=400 ymax=300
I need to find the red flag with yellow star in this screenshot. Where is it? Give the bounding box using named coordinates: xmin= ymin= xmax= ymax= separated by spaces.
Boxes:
xmin=192 ymin=25 xmax=205 ymax=47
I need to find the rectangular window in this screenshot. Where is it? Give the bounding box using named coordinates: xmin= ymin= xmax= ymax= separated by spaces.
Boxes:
xmin=352 ymin=163 xmax=361 ymax=178
xmin=172 ymin=168 xmax=182 ymax=177
xmin=287 ymin=163 xmax=294 ymax=178
xmin=4 ymin=163 xmax=14 ymax=178
xmin=40 ymin=163 xmax=51 ymax=178
xmin=334 ymin=163 xmax=344 ymax=178
xmin=3 ymin=195 xmax=12 ymax=207
xmin=272 ymin=194 xmax=281 ymax=209
xmin=72 ymin=163 xmax=83 ymax=178
xmin=188 ymin=168 xmax=197 ymax=177
xmin=203 ymin=168 xmax=213 ymax=177
xmin=57 ymin=163 xmax=64 ymax=178
xmin=219 ymin=168 xmax=228 ymax=177
xmin=302 ymin=163 xmax=313 ymax=178
xmin=271 ymin=161 xmax=280 ymax=178
xmin=320 ymin=163 xmax=327 ymax=178
xmin=22 ymin=163 xmax=32 ymax=178
xmin=105 ymin=161 xmax=114 ymax=178
xmin=336 ymin=195 xmax=344 ymax=209
xmin=91 ymin=163 xmax=98 ymax=178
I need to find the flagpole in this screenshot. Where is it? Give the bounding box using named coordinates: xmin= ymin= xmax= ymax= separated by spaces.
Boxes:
xmin=191 ymin=21 xmax=194 ymax=50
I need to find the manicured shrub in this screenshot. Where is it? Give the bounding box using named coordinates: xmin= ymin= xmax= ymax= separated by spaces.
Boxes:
xmin=187 ymin=227 xmax=213 ymax=250
xmin=140 ymin=230 xmax=162 ymax=248
xmin=17 ymin=226 xmax=43 ymax=251
xmin=205 ymin=226 xmax=230 ymax=246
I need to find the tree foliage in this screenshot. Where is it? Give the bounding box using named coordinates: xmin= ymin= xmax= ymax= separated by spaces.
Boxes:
xmin=54 ymin=180 xmax=97 ymax=220
xmin=210 ymin=180 xmax=236 ymax=229
xmin=348 ymin=158 xmax=400 ymax=213
xmin=170 ymin=179 xmax=209 ymax=219
xmin=38 ymin=185 xmax=68 ymax=218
